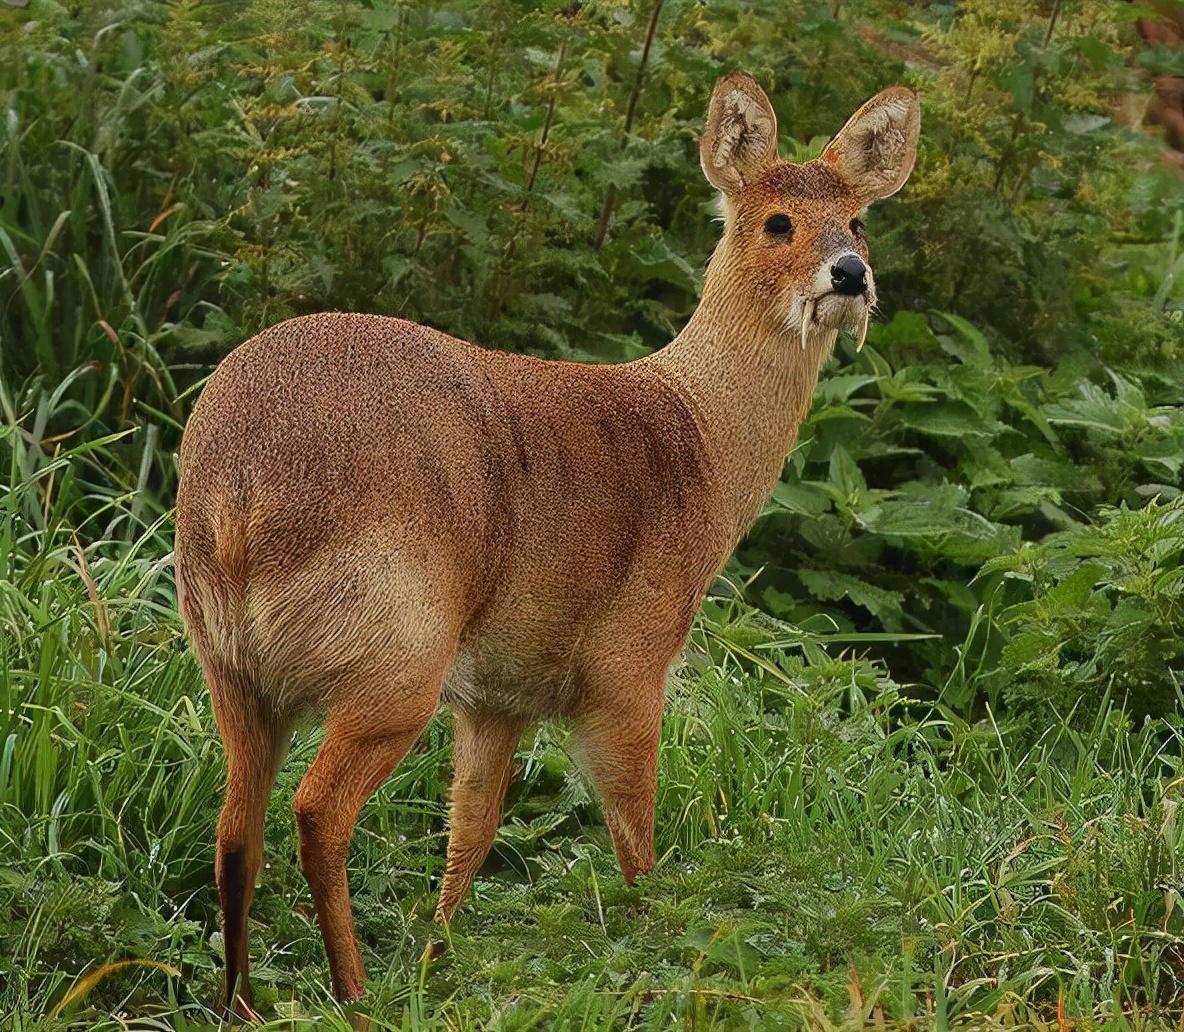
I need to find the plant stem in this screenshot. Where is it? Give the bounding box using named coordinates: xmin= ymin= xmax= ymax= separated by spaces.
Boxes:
xmin=386 ymin=5 xmax=407 ymax=128
xmin=593 ymin=0 xmax=664 ymax=251
xmin=484 ymin=8 xmax=504 ymax=121
xmin=1042 ymin=0 xmax=1062 ymax=48
xmin=503 ymin=40 xmax=567 ymax=259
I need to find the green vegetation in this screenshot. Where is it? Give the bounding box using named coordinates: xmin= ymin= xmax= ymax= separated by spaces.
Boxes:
xmin=1 ymin=0 xmax=1181 ymax=1028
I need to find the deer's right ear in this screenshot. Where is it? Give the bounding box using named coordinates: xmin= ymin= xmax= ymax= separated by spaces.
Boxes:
xmin=700 ymin=73 xmax=779 ymax=194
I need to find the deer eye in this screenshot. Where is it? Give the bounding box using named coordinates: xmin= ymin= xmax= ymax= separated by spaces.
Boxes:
xmin=850 ymin=217 xmax=866 ymax=238
xmin=764 ymin=213 xmax=793 ymax=237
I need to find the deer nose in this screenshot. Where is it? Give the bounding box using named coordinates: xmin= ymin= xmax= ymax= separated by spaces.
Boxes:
xmin=830 ymin=254 xmax=867 ymax=296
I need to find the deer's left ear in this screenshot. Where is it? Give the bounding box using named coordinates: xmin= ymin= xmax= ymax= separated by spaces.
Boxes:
xmin=821 ymin=86 xmax=920 ymax=202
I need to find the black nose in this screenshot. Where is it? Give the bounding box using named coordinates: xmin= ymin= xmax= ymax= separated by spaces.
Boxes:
xmin=830 ymin=254 xmax=867 ymax=296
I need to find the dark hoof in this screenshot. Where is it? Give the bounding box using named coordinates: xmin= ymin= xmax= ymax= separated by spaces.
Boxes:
xmin=426 ymin=934 xmax=448 ymax=961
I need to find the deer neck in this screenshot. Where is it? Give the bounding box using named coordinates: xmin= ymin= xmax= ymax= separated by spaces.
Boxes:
xmin=644 ymin=247 xmax=832 ymax=542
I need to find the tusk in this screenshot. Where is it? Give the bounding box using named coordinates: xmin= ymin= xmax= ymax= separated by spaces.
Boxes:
xmin=855 ymin=308 xmax=870 ymax=352
xmin=800 ymin=299 xmax=814 ymax=351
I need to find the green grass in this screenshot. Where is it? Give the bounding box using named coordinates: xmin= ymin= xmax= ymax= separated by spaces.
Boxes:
xmin=1 ymin=465 xmax=1181 ymax=1031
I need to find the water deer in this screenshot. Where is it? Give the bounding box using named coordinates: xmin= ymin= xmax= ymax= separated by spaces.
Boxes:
xmin=175 ymin=72 xmax=919 ymax=1015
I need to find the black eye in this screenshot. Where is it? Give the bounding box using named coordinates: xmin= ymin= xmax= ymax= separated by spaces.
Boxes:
xmin=850 ymin=217 xmax=866 ymax=238
xmin=764 ymin=213 xmax=793 ymax=236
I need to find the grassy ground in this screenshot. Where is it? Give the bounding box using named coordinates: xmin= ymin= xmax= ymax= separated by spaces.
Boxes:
xmin=2 ymin=482 xmax=1182 ymax=1031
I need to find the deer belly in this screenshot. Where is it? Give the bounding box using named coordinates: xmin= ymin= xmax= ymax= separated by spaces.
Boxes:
xmin=441 ymin=637 xmax=581 ymax=720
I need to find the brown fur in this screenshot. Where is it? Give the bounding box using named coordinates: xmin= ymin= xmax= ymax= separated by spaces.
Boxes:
xmin=174 ymin=73 xmax=919 ymax=1011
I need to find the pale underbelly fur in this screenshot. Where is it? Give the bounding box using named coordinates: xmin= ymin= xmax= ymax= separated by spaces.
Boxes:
xmin=439 ymin=634 xmax=586 ymax=720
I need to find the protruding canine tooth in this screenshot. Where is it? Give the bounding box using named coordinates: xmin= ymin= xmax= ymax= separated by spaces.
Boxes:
xmin=800 ymin=299 xmax=814 ymax=351
xmin=855 ymin=309 xmax=870 ymax=352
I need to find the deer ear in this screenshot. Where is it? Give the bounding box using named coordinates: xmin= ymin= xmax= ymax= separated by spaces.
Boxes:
xmin=821 ymin=86 xmax=920 ymax=202
xmin=700 ymin=73 xmax=779 ymax=193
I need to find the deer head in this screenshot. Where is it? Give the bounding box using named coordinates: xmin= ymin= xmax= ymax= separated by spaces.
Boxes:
xmin=699 ymin=73 xmax=920 ymax=353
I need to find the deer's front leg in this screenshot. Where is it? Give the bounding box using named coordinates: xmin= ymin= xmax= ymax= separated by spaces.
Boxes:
xmin=574 ymin=670 xmax=664 ymax=884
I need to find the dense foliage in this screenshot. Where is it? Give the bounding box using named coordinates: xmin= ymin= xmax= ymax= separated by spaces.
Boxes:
xmin=1 ymin=0 xmax=1182 ymax=1028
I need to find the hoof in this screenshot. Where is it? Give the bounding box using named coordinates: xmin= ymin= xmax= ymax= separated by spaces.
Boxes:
xmin=420 ymin=933 xmax=448 ymax=963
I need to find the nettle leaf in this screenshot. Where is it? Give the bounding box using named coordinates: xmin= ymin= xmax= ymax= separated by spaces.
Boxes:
xmin=1106 ymin=600 xmax=1155 ymax=636
xmin=798 ymin=513 xmax=884 ymax=566
xmin=308 ymin=253 xmax=337 ymax=292
xmin=760 ymin=585 xmax=799 ymax=619
xmin=816 ymin=373 xmax=879 ymax=405
xmin=880 ymin=374 xmax=942 ymax=405
xmin=797 ymin=570 xmax=905 ymax=630
xmin=809 ymin=403 xmax=870 ymax=426
xmin=616 ymin=236 xmax=700 ymax=293
xmin=1136 ymin=483 xmax=1183 ymax=501
xmin=870 ymin=309 xmax=940 ymax=352
xmin=977 ymin=545 xmax=1037 ymax=580
xmin=1002 ymin=629 xmax=1059 ymax=669
xmin=858 ymin=492 xmax=941 ymax=537
xmin=828 ymin=445 xmax=867 ymax=497
xmin=1009 ymin=453 xmax=1094 ymax=492
xmin=1003 ymin=63 xmax=1036 ymax=114
xmin=1042 ymin=376 xmax=1148 ymax=438
xmin=768 ymin=480 xmax=831 ymax=518
xmin=859 ymin=482 xmax=1020 ymax=560
xmin=591 ymin=155 xmax=650 ymax=192
xmin=1042 ymin=561 xmax=1107 ymax=611
xmin=1072 ymin=32 xmax=1121 ymax=70
xmin=933 ymin=311 xmax=993 ymax=368
xmin=895 ymin=400 xmax=997 ymax=439
xmin=920 ymin=574 xmax=981 ymax=613
xmin=993 ymin=486 xmax=1066 ymax=519
xmin=443 ymin=205 xmax=493 ymax=247
xmin=1136 ymin=433 xmax=1184 ymax=478
xmin=476 ymin=169 xmax=524 ymax=197
xmin=1108 ymin=370 xmax=1147 ymax=409
xmin=539 ymin=191 xmax=588 ymax=226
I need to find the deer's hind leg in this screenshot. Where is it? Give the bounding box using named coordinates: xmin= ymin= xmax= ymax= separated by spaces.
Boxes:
xmin=207 ymin=665 xmax=291 ymax=1019
xmin=293 ymin=671 xmax=445 ymax=1004
xmin=435 ymin=710 xmax=527 ymax=922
